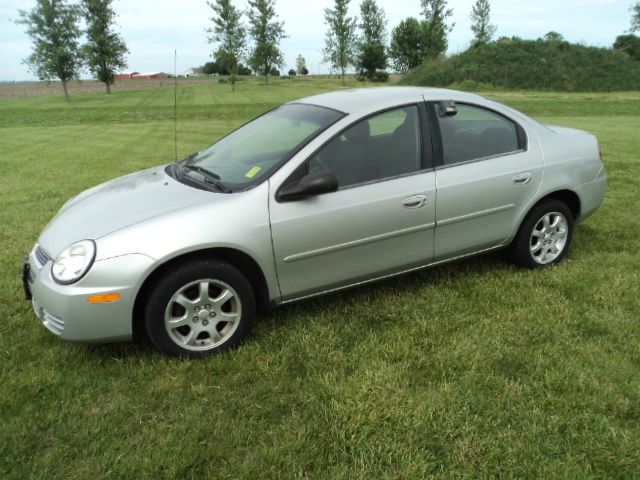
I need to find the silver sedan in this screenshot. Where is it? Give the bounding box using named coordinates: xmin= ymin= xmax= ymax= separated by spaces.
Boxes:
xmin=23 ymin=87 xmax=607 ymax=357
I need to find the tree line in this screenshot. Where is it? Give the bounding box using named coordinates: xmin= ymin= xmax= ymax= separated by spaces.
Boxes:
xmin=210 ymin=0 xmax=495 ymax=86
xmin=206 ymin=0 xmax=286 ymax=90
xmin=18 ymin=0 xmax=127 ymax=100
xmin=289 ymin=0 xmax=640 ymax=83
xmin=18 ymin=0 xmax=640 ymax=98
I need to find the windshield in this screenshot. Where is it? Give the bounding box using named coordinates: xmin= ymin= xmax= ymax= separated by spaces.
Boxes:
xmin=184 ymin=103 xmax=344 ymax=190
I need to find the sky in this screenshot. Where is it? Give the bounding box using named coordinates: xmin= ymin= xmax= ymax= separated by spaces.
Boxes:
xmin=0 ymin=0 xmax=635 ymax=81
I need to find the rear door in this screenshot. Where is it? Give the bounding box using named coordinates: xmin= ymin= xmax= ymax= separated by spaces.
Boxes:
xmin=431 ymin=102 xmax=543 ymax=260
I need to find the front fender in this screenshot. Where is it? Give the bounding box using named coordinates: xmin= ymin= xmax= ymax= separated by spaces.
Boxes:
xmin=94 ymin=184 xmax=280 ymax=302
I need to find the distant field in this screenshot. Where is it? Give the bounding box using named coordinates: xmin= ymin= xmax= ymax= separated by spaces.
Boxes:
xmin=0 ymin=77 xmax=207 ymax=98
xmin=1 ymin=79 xmax=639 ymax=478
xmin=0 ymin=75 xmax=374 ymax=99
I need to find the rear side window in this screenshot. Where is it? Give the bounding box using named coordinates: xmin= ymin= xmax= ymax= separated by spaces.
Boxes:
xmin=437 ymin=104 xmax=522 ymax=166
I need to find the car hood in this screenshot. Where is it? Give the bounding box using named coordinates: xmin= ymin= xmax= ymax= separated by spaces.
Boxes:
xmin=39 ymin=165 xmax=217 ymax=257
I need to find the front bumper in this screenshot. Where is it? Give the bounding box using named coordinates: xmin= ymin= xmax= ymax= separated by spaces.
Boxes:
xmin=24 ymin=247 xmax=155 ymax=343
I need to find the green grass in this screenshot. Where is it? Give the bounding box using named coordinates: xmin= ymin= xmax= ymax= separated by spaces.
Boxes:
xmin=1 ymin=78 xmax=639 ymax=478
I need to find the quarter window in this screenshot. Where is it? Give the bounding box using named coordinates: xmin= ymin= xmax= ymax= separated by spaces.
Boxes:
xmin=438 ymin=104 xmax=521 ymax=166
xmin=308 ymin=106 xmax=422 ymax=188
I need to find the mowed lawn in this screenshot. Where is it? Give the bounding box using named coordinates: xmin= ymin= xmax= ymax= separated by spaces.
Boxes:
xmin=1 ymin=78 xmax=639 ymax=478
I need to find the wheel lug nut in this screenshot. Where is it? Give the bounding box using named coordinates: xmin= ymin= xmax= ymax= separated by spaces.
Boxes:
xmin=205 ymin=304 xmax=211 ymax=310
xmin=193 ymin=316 xmax=198 ymax=323
xmin=210 ymin=312 xmax=216 ymax=318
xmin=195 ymin=307 xmax=200 ymax=312
xmin=202 ymin=319 xmax=209 ymax=326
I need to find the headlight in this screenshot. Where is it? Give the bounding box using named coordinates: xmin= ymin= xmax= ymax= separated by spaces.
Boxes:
xmin=51 ymin=240 xmax=96 ymax=284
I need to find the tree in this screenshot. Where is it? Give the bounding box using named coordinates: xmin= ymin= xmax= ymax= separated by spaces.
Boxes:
xmin=389 ymin=17 xmax=425 ymax=73
xmin=631 ymin=2 xmax=640 ymax=32
xmin=356 ymin=0 xmax=388 ymax=82
xmin=204 ymin=58 xmax=252 ymax=76
xmin=238 ymin=64 xmax=253 ymax=75
xmin=614 ymin=34 xmax=640 ymax=60
xmin=207 ymin=0 xmax=246 ymax=91
xmin=497 ymin=35 xmax=521 ymax=44
xmin=247 ymin=0 xmax=286 ymax=83
xmin=323 ymin=0 xmax=357 ymax=84
xmin=288 ymin=68 xmax=296 ymax=76
xmin=421 ymin=0 xmax=454 ymax=59
xmin=203 ymin=60 xmax=229 ymax=75
xmin=542 ymin=31 xmax=565 ymax=43
xmin=82 ymin=0 xmax=128 ymax=94
xmin=296 ymin=54 xmax=306 ymax=75
xmin=301 ymin=66 xmax=309 ymax=75
xmin=17 ymin=0 xmax=83 ymax=101
xmin=470 ymin=0 xmax=496 ymax=45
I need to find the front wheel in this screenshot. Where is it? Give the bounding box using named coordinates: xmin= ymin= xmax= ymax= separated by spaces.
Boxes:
xmin=144 ymin=260 xmax=255 ymax=358
xmin=509 ymin=199 xmax=574 ymax=269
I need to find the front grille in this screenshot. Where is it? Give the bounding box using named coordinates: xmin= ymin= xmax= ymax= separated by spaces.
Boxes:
xmin=34 ymin=245 xmax=51 ymax=269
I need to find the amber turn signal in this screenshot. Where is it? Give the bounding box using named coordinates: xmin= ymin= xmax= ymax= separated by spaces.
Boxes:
xmin=87 ymin=293 xmax=121 ymax=304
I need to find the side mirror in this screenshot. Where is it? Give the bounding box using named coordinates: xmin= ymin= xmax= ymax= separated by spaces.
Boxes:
xmin=277 ymin=171 xmax=338 ymax=202
xmin=437 ymin=100 xmax=457 ymax=117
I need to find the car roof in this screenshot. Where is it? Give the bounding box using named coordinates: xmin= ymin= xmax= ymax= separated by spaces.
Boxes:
xmin=290 ymin=86 xmax=488 ymax=116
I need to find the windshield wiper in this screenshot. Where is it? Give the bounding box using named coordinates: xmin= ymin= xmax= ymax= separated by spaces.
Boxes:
xmin=179 ymin=152 xmax=198 ymax=163
xmin=181 ymin=164 xmax=232 ymax=193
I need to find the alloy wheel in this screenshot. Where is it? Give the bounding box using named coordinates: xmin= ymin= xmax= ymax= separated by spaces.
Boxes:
xmin=529 ymin=211 xmax=569 ymax=265
xmin=164 ymin=278 xmax=241 ymax=351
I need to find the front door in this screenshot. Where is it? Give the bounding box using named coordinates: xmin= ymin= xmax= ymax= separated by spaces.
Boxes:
xmin=269 ymin=105 xmax=437 ymax=301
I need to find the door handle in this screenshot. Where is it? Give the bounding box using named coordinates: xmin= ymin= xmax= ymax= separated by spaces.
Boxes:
xmin=513 ymin=172 xmax=533 ymax=185
xmin=402 ymin=195 xmax=428 ymax=209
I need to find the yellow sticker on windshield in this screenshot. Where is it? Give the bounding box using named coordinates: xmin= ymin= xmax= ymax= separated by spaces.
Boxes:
xmin=245 ymin=166 xmax=261 ymax=178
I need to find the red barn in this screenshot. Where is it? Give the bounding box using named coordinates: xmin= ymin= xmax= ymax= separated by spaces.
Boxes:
xmin=115 ymin=72 xmax=139 ymax=79
xmin=131 ymin=72 xmax=167 ymax=79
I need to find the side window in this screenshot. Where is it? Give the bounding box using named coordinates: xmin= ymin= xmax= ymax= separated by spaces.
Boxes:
xmin=308 ymin=106 xmax=422 ymax=188
xmin=438 ymin=103 xmax=521 ymax=166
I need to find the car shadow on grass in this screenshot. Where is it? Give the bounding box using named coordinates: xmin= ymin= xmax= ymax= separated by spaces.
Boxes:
xmin=82 ymin=339 xmax=157 ymax=361
xmin=263 ymin=250 xmax=514 ymax=330
xmin=74 ymin=251 xmax=513 ymax=360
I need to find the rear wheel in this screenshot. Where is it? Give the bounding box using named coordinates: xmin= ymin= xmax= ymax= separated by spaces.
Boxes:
xmin=509 ymin=199 xmax=574 ymax=269
xmin=144 ymin=260 xmax=255 ymax=357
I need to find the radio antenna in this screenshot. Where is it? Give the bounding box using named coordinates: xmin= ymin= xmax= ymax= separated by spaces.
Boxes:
xmin=174 ymin=49 xmax=178 ymax=162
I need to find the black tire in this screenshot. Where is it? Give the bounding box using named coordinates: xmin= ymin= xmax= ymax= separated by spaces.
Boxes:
xmin=144 ymin=259 xmax=255 ymax=358
xmin=509 ymin=199 xmax=574 ymax=269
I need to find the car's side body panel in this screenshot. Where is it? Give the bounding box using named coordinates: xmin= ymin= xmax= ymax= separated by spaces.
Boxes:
xmin=269 ymin=171 xmax=437 ymax=301
xmin=94 ymin=181 xmax=281 ymax=303
xmin=535 ymin=125 xmax=604 ymax=218
xmin=267 ymin=91 xmax=607 ymax=302
xmin=420 ymin=98 xmax=546 ymax=258
xmin=433 ymin=148 xmax=544 ymax=260
xmin=501 ymin=123 xmax=606 ymax=247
